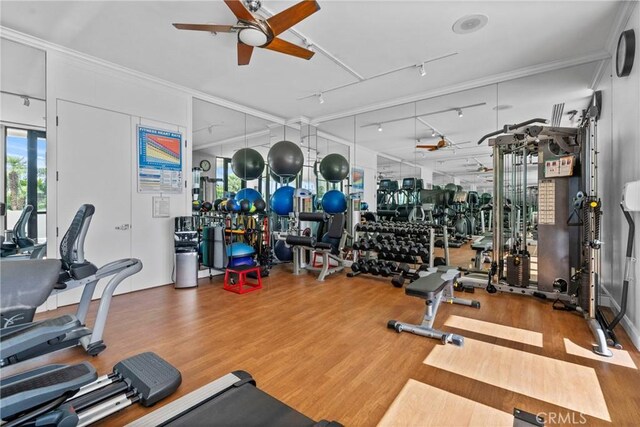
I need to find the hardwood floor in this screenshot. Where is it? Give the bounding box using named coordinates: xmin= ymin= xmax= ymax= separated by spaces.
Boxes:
xmin=5 ymin=244 xmax=640 ymax=426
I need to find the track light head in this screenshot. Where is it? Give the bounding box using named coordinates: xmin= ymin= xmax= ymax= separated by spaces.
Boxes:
xmin=457 ymin=108 xmax=463 ymax=118
xmin=22 ymin=96 xmax=30 ymax=107
xmin=418 ymin=63 xmax=426 ymax=77
xmin=377 ymin=124 xmax=383 ymax=132
xmin=318 ymin=93 xmax=324 ymax=104
xmin=431 ymin=129 xmax=436 ymax=137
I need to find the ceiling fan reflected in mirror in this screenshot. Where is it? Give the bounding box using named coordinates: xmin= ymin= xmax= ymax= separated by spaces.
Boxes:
xmin=416 ymin=137 xmax=448 ymax=152
xmin=173 ymin=0 xmax=320 ymax=65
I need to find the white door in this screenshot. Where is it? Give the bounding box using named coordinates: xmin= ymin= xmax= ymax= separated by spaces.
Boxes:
xmin=56 ymin=100 xmax=132 ymax=305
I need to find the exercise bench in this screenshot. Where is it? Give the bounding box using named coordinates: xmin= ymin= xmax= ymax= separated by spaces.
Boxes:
xmin=388 ymin=266 xmax=480 ymax=346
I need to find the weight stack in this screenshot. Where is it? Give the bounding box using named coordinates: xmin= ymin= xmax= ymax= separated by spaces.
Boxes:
xmin=506 ymin=254 xmax=530 ymax=288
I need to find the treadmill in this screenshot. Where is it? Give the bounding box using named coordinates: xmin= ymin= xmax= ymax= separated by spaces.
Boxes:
xmin=0 ymin=353 xmax=342 ymax=427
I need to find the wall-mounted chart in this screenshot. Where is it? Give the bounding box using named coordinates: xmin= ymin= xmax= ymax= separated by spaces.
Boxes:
xmin=138 ymin=126 xmax=183 ymax=193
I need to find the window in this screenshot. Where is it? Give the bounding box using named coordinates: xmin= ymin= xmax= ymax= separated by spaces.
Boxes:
xmin=4 ymin=127 xmax=46 ymax=240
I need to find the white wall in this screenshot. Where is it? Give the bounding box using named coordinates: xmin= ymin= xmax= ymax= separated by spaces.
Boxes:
xmin=42 ymin=47 xmax=193 ymax=301
xmin=598 ymin=3 xmax=640 ymax=349
xmin=352 ymin=145 xmax=377 ymax=208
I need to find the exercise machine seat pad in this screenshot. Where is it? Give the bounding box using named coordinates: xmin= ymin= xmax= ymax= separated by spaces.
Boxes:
xmin=405 ymin=267 xmax=460 ymax=299
xmin=471 ymin=235 xmax=493 ymax=251
xmin=0 ymin=259 xmax=62 ymax=312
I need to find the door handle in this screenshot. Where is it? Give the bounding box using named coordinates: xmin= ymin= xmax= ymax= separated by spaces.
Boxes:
xmin=115 ymin=224 xmax=130 ymax=230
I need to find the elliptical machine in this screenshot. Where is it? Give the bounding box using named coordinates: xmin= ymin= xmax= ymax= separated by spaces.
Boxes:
xmin=0 ymin=204 xmax=143 ymax=367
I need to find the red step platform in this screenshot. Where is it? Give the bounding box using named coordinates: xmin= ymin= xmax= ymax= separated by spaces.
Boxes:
xmin=224 ymin=265 xmax=262 ymax=294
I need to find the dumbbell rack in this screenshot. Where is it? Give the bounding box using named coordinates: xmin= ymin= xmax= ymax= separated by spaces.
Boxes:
xmin=348 ymin=221 xmax=451 ymax=287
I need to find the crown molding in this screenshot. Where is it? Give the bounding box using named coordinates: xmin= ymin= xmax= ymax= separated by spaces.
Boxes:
xmin=312 ymin=50 xmax=611 ymax=124
xmin=0 ymin=26 xmax=286 ymax=126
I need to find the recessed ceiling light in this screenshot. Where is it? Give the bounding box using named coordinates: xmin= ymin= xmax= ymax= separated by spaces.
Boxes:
xmin=492 ymin=104 xmax=513 ymax=111
xmin=452 ymin=14 xmax=488 ymax=35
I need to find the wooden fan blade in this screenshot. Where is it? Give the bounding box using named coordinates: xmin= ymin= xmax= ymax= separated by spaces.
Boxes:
xmin=224 ymin=0 xmax=255 ymax=22
xmin=416 ymin=145 xmax=438 ymax=149
xmin=263 ymin=38 xmax=314 ymax=60
xmin=238 ymin=42 xmax=254 ymax=65
xmin=267 ymin=0 xmax=320 ymax=36
xmin=173 ymin=23 xmax=235 ymax=32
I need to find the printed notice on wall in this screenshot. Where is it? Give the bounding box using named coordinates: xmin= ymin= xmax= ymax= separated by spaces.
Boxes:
xmin=538 ymin=180 xmax=556 ymax=225
xmin=138 ymin=126 xmax=183 ymax=193
xmin=545 ymin=155 xmax=575 ymax=178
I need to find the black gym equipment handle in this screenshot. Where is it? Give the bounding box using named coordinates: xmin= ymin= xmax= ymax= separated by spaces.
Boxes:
xmin=285 ymin=235 xmax=318 ymax=248
xmin=476 ymin=118 xmax=548 ymax=145
xmin=299 ymin=212 xmax=329 ymax=222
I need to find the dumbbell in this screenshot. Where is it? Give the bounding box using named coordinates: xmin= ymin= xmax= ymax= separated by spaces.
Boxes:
xmin=368 ymin=260 xmax=381 ymax=276
xmin=379 ymin=261 xmax=392 ymax=277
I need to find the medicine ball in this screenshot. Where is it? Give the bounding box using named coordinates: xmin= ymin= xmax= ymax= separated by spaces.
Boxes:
xmin=267 ymin=141 xmax=304 ymax=180
xmin=225 ymin=198 xmax=240 ymax=213
xmin=274 ymin=239 xmax=293 ymax=261
xmin=192 ymin=200 xmax=202 ymax=211
xmin=239 ymin=199 xmax=251 ymax=213
xmin=235 ymin=188 xmax=262 ymax=204
xmin=213 ymin=199 xmax=223 ymax=211
xmin=319 ymin=153 xmax=349 ymax=183
xmin=360 ymin=202 xmax=369 ymax=211
xmin=231 ymin=148 xmax=265 ymax=181
xmin=201 ymin=201 xmax=213 ymax=212
xmin=253 ymin=198 xmax=266 ymax=213
xmin=321 ymin=189 xmax=347 ymax=214
xmin=271 ymin=186 xmax=295 ymax=216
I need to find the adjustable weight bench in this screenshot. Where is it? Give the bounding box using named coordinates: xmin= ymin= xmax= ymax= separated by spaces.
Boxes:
xmin=388 ymin=266 xmax=480 ymax=346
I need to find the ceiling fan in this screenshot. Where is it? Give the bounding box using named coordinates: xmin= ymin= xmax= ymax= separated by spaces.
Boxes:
xmin=477 ymin=166 xmax=494 ymax=172
xmin=173 ymin=0 xmax=320 ymax=65
xmin=416 ymin=137 xmax=448 ymax=152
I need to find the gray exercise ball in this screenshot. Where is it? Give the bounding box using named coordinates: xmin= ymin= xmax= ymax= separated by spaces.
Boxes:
xmin=268 ymin=140 xmax=304 ymax=180
xmin=231 ymin=148 xmax=265 ymax=181
xmin=319 ymin=153 xmax=349 ymax=183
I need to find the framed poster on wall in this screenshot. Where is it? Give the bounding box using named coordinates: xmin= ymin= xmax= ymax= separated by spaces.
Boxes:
xmin=137 ymin=126 xmax=183 ymax=193
xmin=351 ymin=167 xmax=364 ymax=192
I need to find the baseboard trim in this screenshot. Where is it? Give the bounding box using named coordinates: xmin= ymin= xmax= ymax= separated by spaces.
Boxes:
xmin=600 ymin=286 xmax=640 ymax=351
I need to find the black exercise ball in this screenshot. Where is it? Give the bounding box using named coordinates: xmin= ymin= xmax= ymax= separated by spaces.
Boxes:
xmin=253 ymin=198 xmax=266 ymax=213
xmin=319 ymin=153 xmax=349 ymax=182
xmin=239 ymin=199 xmax=251 ymax=213
xmin=231 ymin=148 xmax=265 ymax=181
xmin=268 ymin=140 xmax=304 ymax=180
xmin=213 ymin=199 xmax=223 ymax=211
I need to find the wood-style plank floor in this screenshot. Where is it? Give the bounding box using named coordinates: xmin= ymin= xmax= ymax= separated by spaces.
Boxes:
xmin=4 ymin=245 xmax=640 ymax=426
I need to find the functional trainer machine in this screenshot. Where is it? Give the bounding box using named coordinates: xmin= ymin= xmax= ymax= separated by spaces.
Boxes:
xmin=388 ymin=266 xmax=481 ymax=346
xmin=0 ymin=204 xmax=142 ymax=366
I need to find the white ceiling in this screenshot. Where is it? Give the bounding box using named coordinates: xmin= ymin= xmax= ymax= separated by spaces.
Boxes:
xmin=0 ymin=0 xmax=623 ymax=182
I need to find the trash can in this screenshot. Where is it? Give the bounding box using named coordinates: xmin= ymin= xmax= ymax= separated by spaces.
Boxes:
xmin=175 ymin=251 xmax=198 ymax=289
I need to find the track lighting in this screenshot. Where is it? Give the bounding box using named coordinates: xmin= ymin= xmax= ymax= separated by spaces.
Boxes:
xmin=377 ymin=124 xmax=383 ymax=132
xmin=22 ymin=96 xmax=30 ymax=107
xmin=305 ymin=40 xmax=314 ymax=52
xmin=418 ymin=63 xmax=426 ymax=77
xmin=457 ymin=108 xmax=463 ymax=118
xmin=431 ymin=129 xmax=436 ymax=137
xmin=318 ymin=93 xmax=324 ymax=104
xmin=208 ymin=125 xmax=213 ymax=134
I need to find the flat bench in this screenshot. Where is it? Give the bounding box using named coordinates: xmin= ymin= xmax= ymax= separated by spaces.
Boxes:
xmin=388 ymin=266 xmax=480 ymax=346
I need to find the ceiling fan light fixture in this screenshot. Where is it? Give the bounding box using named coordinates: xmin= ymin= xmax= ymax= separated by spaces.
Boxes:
xmin=238 ymin=28 xmax=268 ymax=47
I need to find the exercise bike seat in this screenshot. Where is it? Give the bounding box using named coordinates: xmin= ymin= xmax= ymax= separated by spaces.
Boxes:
xmin=405 ymin=267 xmax=460 ymax=299
xmin=0 ymin=362 xmax=97 ymax=419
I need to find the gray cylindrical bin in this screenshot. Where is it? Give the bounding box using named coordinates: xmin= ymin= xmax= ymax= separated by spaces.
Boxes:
xmin=175 ymin=252 xmax=198 ymax=288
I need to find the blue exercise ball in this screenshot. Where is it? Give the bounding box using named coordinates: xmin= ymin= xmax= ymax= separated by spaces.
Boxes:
xmin=235 ymin=188 xmax=262 ymax=204
xmin=322 ymin=189 xmax=347 ymax=214
xmin=274 ymin=240 xmax=293 ymax=261
xmin=360 ymin=202 xmax=369 ymax=211
xmin=271 ymin=186 xmax=295 ymax=216
xmin=226 ymin=242 xmax=256 ymax=257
